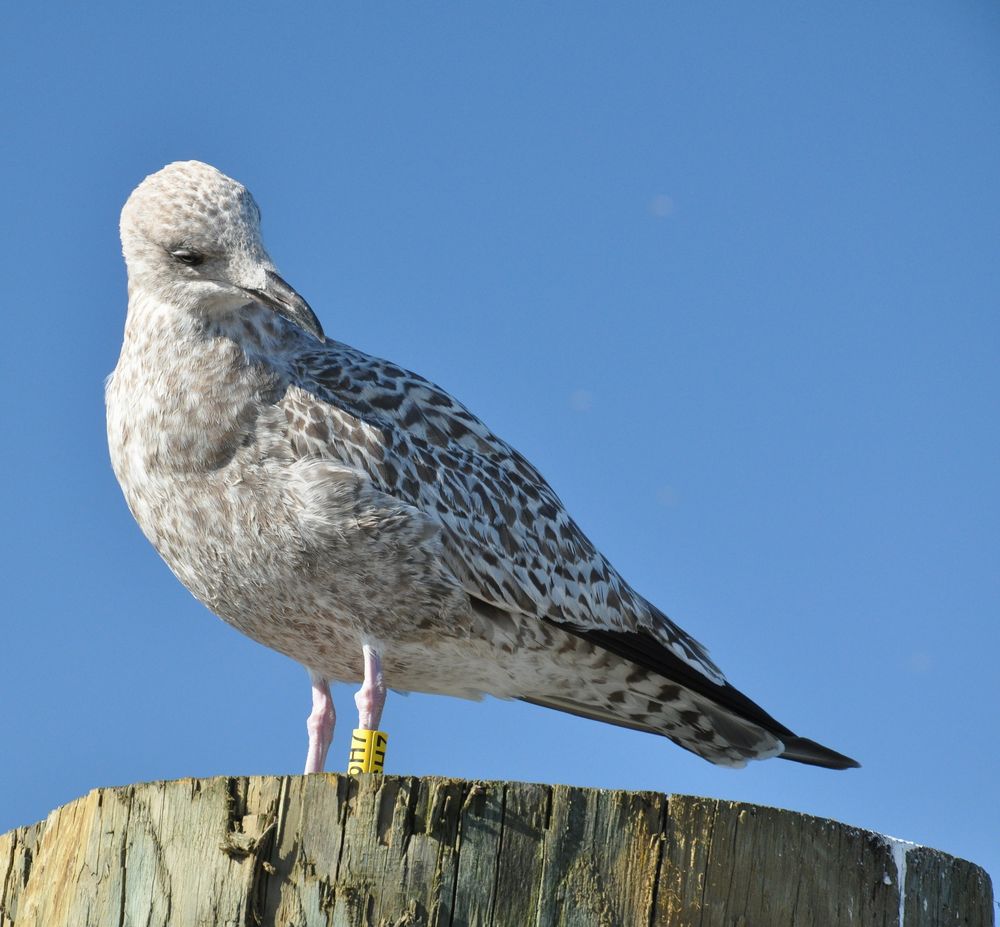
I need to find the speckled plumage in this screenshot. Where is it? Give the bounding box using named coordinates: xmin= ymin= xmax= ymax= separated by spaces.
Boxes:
xmin=107 ymin=161 xmax=858 ymax=770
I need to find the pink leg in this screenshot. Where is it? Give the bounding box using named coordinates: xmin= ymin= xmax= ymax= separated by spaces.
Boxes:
xmin=354 ymin=645 xmax=387 ymax=730
xmin=304 ymin=672 xmax=335 ymax=774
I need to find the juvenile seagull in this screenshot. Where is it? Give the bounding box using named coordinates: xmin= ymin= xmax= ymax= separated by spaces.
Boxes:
xmin=107 ymin=161 xmax=858 ymax=773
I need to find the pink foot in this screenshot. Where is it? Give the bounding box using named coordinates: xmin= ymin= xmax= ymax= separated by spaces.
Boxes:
xmin=304 ymin=672 xmax=335 ymax=774
xmin=354 ymin=645 xmax=387 ymax=730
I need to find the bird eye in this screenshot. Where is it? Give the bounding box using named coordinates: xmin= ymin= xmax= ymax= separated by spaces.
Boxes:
xmin=171 ymin=249 xmax=204 ymax=267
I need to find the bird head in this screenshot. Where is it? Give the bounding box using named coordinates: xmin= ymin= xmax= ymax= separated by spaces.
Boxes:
xmin=119 ymin=160 xmax=325 ymax=342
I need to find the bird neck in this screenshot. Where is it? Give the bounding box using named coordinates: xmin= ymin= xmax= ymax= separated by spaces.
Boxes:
xmin=109 ymin=292 xmax=286 ymax=477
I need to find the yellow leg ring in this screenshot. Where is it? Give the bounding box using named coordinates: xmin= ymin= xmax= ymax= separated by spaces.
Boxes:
xmin=348 ymin=729 xmax=388 ymax=774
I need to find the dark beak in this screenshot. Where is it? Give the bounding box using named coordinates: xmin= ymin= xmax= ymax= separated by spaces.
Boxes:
xmin=243 ymin=270 xmax=325 ymax=343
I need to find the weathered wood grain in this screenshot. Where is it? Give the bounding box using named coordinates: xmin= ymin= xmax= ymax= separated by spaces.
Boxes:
xmin=0 ymin=776 xmax=992 ymax=926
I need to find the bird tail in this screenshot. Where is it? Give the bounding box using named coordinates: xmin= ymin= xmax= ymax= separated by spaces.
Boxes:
xmin=521 ymin=692 xmax=859 ymax=769
xmin=521 ymin=618 xmax=861 ymax=770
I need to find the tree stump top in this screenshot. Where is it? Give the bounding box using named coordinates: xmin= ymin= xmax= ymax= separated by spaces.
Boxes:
xmin=0 ymin=774 xmax=993 ymax=926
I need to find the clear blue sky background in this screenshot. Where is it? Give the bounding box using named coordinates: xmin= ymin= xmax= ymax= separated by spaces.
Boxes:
xmin=2 ymin=1 xmax=997 ymax=893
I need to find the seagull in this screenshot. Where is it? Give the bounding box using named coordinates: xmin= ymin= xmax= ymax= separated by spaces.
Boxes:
xmin=107 ymin=161 xmax=858 ymax=774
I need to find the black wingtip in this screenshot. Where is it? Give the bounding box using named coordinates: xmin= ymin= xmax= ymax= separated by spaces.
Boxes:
xmin=779 ymin=736 xmax=861 ymax=770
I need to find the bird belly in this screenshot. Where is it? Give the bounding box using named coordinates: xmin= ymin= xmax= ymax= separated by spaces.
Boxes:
xmin=112 ymin=445 xmax=477 ymax=677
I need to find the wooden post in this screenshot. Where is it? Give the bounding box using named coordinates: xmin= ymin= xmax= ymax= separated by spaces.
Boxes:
xmin=0 ymin=775 xmax=993 ymax=926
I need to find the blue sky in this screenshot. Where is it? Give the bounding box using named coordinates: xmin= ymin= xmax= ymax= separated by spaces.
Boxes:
xmin=2 ymin=1 xmax=998 ymax=891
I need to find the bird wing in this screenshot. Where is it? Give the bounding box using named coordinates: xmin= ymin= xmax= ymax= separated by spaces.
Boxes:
xmin=284 ymin=341 xmax=726 ymax=686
